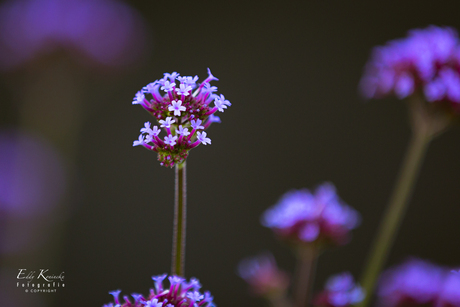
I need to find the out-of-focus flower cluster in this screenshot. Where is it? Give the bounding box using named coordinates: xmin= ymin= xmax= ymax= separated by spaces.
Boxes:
xmin=0 ymin=0 xmax=148 ymax=70
xmin=0 ymin=130 xmax=67 ymax=219
xmin=103 ymin=274 xmax=215 ymax=307
xmin=238 ymin=253 xmax=289 ymax=298
xmin=313 ymin=272 xmax=364 ymax=307
xmin=0 ymin=130 xmax=68 ymax=254
xmin=261 ymin=183 xmax=360 ymax=247
xmin=377 ymin=258 xmax=460 ymax=307
xmin=132 ymin=69 xmax=231 ymax=167
xmin=360 ymin=26 xmax=460 ymax=111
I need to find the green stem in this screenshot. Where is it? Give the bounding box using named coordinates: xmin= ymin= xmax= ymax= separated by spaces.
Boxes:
xmin=358 ymin=130 xmax=432 ymax=307
xmin=294 ymin=246 xmax=318 ymax=307
xmin=172 ymin=162 xmax=187 ymax=276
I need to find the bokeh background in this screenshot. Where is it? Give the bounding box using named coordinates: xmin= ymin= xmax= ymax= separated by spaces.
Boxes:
xmin=1 ymin=0 xmax=460 ymax=306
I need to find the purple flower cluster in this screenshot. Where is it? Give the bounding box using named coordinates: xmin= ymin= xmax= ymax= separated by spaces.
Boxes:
xmin=313 ymin=272 xmax=364 ymax=307
xmin=377 ymin=258 xmax=460 ymax=307
xmin=132 ymin=69 xmax=230 ymax=167
xmin=238 ymin=253 xmax=289 ymax=297
xmin=261 ymin=183 xmax=360 ymax=246
xmin=360 ymin=26 xmax=460 ymax=111
xmin=103 ymin=274 xmax=215 ymax=307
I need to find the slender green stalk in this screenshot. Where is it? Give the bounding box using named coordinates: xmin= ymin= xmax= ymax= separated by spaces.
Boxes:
xmin=172 ymin=162 xmax=187 ymax=276
xmin=358 ymin=95 xmax=452 ymax=306
xmin=358 ymin=129 xmax=432 ymax=307
xmin=294 ymin=246 xmax=318 ymax=307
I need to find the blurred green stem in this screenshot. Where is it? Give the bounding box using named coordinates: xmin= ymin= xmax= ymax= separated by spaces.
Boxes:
xmin=294 ymin=246 xmax=318 ymax=307
xmin=358 ymin=96 xmax=451 ymax=307
xmin=172 ymin=162 xmax=187 ymax=276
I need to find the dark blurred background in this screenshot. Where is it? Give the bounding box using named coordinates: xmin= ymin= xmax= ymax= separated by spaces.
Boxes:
xmin=1 ymin=0 xmax=460 ymax=306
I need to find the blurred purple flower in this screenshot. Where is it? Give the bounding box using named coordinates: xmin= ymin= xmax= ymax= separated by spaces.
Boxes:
xmin=360 ymin=26 xmax=460 ymax=111
xmin=0 ymin=0 xmax=149 ymax=70
xmin=0 ymin=129 xmax=68 ymax=254
xmin=261 ymin=183 xmax=360 ymax=247
xmin=313 ymin=272 xmax=364 ymax=307
xmin=438 ymin=273 xmax=460 ymax=307
xmin=377 ymin=258 xmax=460 ymax=307
xmin=133 ymin=69 xmax=231 ymax=167
xmin=0 ymin=130 xmax=67 ymax=217
xmin=238 ymin=253 xmax=289 ymax=297
xmin=103 ymin=274 xmax=215 ymax=307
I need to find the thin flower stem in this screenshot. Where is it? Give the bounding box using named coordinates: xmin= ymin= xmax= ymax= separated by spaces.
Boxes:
xmin=172 ymin=162 xmax=187 ymax=276
xmin=294 ymin=246 xmax=318 ymax=307
xmin=358 ymin=130 xmax=432 ymax=307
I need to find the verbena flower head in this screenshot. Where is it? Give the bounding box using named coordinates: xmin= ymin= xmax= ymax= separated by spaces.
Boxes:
xmin=313 ymin=272 xmax=364 ymax=307
xmin=261 ymin=182 xmax=360 ymax=247
xmin=377 ymin=258 xmax=460 ymax=307
xmin=238 ymin=253 xmax=289 ymax=297
xmin=103 ymin=274 xmax=215 ymax=307
xmin=360 ymin=26 xmax=460 ymax=112
xmin=132 ymin=69 xmax=230 ymax=167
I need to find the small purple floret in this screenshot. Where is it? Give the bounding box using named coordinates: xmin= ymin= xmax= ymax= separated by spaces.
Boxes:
xmin=175 ymin=83 xmax=192 ymax=96
xmin=152 ymin=274 xmax=167 ymax=283
xmin=133 ymin=134 xmax=145 ymax=147
xmin=176 ymin=125 xmax=190 ymax=136
xmin=160 ymin=80 xmax=175 ymax=92
xmin=190 ymin=119 xmax=205 ymax=130
xmin=164 ymin=72 xmax=179 ymax=82
xmin=206 ymin=68 xmax=219 ymax=82
xmin=197 ymin=132 xmax=211 ymax=145
xmin=133 ymin=92 xmax=145 ymax=105
xmin=209 ymin=115 xmax=221 ymax=123
xmin=109 ymin=290 xmax=122 ymax=304
xmin=140 ymin=122 xmax=154 ymax=134
xmin=168 ymin=100 xmax=186 ymax=116
xmin=203 ymin=83 xmax=218 ymax=94
xmin=168 ymin=276 xmax=185 ymax=285
xmin=214 ymin=94 xmax=231 ymax=112
xmin=186 ymin=291 xmax=204 ymax=302
xmin=159 ymin=117 xmax=175 ymax=129
xmin=164 ymin=135 xmax=178 ymax=147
